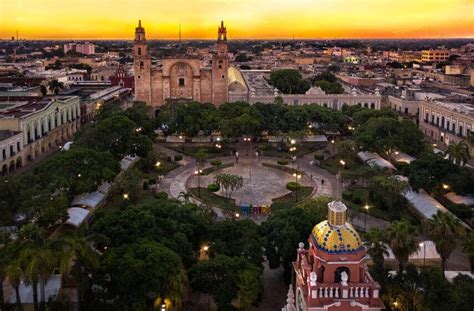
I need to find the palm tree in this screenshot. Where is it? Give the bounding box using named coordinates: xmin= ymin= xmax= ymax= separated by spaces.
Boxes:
xmin=446 ymin=141 xmax=470 ymax=165
xmin=364 ymin=228 xmax=389 ymax=272
xmin=48 ymin=79 xmax=64 ymax=95
xmin=386 ymin=220 xmax=420 ymax=272
xmin=6 ymin=260 xmax=23 ymax=310
xmin=426 ymin=211 xmax=466 ymax=275
xmin=55 ymin=225 xmax=100 ymax=311
xmin=462 ymin=230 xmax=474 ymax=272
xmin=19 ymin=245 xmax=57 ymax=311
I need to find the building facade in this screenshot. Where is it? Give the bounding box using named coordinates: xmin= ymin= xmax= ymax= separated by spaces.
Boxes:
xmin=133 ymin=20 xmax=229 ymax=111
xmin=283 ymin=201 xmax=384 ymax=311
xmin=421 ymin=49 xmax=450 ymax=62
xmin=0 ymin=96 xmax=81 ymax=173
xmin=419 ymin=100 xmax=474 ymax=156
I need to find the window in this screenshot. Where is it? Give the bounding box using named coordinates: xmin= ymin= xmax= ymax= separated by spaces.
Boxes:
xmin=2 ymin=149 xmax=5 ymax=160
xmin=10 ymin=146 xmax=13 ymax=155
xmin=221 ymin=74 xmax=225 ymax=79
xmin=404 ymin=107 xmax=408 ymax=114
xmin=138 ymin=47 xmax=141 ymax=55
xmin=459 ymin=126 xmax=463 ymax=136
xmin=140 ymin=61 xmax=144 ymax=69
xmin=179 ymin=78 xmax=185 ymax=87
xmin=17 ymin=142 xmax=20 ymax=151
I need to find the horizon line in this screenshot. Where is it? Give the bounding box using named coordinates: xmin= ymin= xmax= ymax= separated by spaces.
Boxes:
xmin=2 ymin=37 xmax=474 ymax=41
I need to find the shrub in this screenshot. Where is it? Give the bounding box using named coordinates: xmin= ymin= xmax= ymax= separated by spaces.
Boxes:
xmin=352 ymin=188 xmax=369 ymax=204
xmin=277 ymin=159 xmax=289 ymax=165
xmin=314 ymin=153 xmax=325 ymax=161
xmin=211 ymin=160 xmax=222 ymax=166
xmin=143 ymin=181 xmax=149 ymax=190
xmin=286 ymin=182 xmax=301 ymax=192
xmin=207 ymin=183 xmax=220 ymax=192
xmin=148 ymin=178 xmax=156 ymax=185
xmin=166 ymin=156 xmax=172 ymax=162
xmin=342 ymin=190 xmax=353 ymax=201
xmin=174 ymin=154 xmax=183 ymax=161
xmin=154 ymin=191 xmax=168 ymax=199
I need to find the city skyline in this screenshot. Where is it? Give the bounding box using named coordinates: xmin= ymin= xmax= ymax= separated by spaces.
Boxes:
xmin=1 ymin=0 xmax=473 ymax=40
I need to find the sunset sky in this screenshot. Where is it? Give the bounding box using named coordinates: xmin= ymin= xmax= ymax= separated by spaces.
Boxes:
xmin=0 ymin=0 xmax=473 ymax=40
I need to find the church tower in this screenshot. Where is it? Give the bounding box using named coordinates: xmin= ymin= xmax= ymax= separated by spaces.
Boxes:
xmin=133 ymin=20 xmax=152 ymax=105
xmin=211 ymin=21 xmax=229 ymax=106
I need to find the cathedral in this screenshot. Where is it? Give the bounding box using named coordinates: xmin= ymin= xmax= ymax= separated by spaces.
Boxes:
xmin=133 ymin=20 xmax=229 ymax=111
xmin=283 ymin=200 xmax=385 ymax=311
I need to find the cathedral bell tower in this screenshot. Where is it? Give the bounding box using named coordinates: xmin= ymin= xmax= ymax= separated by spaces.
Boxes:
xmin=133 ymin=20 xmax=152 ymax=105
xmin=211 ymin=21 xmax=229 ymax=106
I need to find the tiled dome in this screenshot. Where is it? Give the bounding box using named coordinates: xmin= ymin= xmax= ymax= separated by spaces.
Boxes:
xmin=311 ymin=220 xmax=363 ymax=254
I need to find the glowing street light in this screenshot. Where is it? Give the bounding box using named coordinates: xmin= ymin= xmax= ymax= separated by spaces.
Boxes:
xmin=419 ymin=242 xmax=426 ymax=268
xmin=203 ymin=245 xmax=209 ymax=252
xmin=339 ymin=159 xmax=346 ymax=166
xmin=290 ymin=139 xmax=296 ymax=145
xmin=123 ymin=193 xmax=129 ymax=200
xmin=235 ymin=213 xmax=240 ymax=218
xmin=77 ymin=173 xmax=81 ymax=178
xmin=155 ymin=161 xmax=161 ymax=168
xmin=292 ymin=173 xmax=302 ymax=202
xmin=442 ymin=184 xmax=449 ymax=190
xmin=364 ymin=204 xmax=370 ymax=231
xmin=195 ymin=169 xmax=203 ymax=198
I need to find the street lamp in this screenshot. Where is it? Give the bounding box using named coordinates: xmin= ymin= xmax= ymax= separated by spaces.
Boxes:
xmin=155 ymin=161 xmax=161 ymax=168
xmin=442 ymin=184 xmax=449 ymax=190
xmin=419 ymin=242 xmax=426 ymax=269
xmin=194 ymin=169 xmax=203 ymax=198
xmin=244 ymin=137 xmax=252 ymax=180
xmin=364 ymin=204 xmax=370 ymax=231
xmin=123 ymin=193 xmax=129 ymax=200
xmin=293 ymin=173 xmax=302 ymax=202
xmin=235 ymin=212 xmax=240 ymax=219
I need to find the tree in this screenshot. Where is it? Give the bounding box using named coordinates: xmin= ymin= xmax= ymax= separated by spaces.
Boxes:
xmin=189 ymin=255 xmax=261 ymax=309
xmin=446 ymin=141 xmax=470 ymax=165
xmin=214 ymin=173 xmax=244 ymax=200
xmin=55 ymin=224 xmax=100 ymax=311
xmin=426 ymin=211 xmax=466 ymax=275
xmin=386 ymin=220 xmax=419 ymax=272
xmin=237 ymin=269 xmax=262 ymax=310
xmin=369 ymin=175 xmax=408 ymax=211
xmin=6 ymin=259 xmax=23 ymax=310
xmin=194 ymin=149 xmax=208 ymax=167
xmin=462 ymin=231 xmax=474 ymax=272
xmin=364 ymin=228 xmax=389 ymax=273
xmin=101 ymin=240 xmax=183 ymax=309
xmin=19 ymin=244 xmax=57 ymax=311
xmin=270 ymin=69 xmax=310 ymax=94
xmin=113 ymin=168 xmax=142 ymax=203
xmin=261 ymin=208 xmax=322 ymax=282
xmin=312 ymin=71 xmax=344 ymax=94
xmin=48 ymin=79 xmax=64 ymax=94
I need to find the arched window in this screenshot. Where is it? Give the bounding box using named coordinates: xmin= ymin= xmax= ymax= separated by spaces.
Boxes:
xmin=334 ymin=267 xmax=350 ymax=283
xmin=138 ymin=47 xmax=141 ymax=55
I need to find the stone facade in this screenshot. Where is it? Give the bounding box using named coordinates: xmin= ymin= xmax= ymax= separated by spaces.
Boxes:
xmin=133 ymin=20 xmax=228 ymax=111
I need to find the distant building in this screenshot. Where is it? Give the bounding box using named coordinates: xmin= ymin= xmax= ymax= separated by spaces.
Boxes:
xmin=282 ymin=200 xmax=384 ymax=311
xmin=421 ymin=49 xmax=450 ymax=62
xmin=133 ymin=20 xmax=229 ymax=111
xmin=110 ymin=65 xmax=134 ymax=92
xmin=64 ymin=42 xmax=96 ymax=55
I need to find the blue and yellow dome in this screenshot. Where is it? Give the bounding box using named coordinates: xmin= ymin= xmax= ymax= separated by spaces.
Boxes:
xmin=310 ymin=200 xmax=363 ymax=254
xmin=311 ymin=220 xmax=363 ymax=254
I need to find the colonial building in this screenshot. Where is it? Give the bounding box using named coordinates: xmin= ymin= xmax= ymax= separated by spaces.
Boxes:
xmin=283 ymin=201 xmax=384 ymax=311
xmin=419 ymin=100 xmax=474 ymax=156
xmin=0 ymin=96 xmax=81 ymax=173
xmin=133 ymin=20 xmax=229 ymax=110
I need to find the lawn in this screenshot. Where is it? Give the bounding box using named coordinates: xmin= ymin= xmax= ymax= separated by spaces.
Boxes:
xmin=259 ymin=142 xmax=324 ymax=158
xmin=272 ymin=186 xmax=314 ymax=204
xmin=165 ymin=143 xmax=235 ymax=159
xmin=262 ymin=162 xmax=305 ymax=176
xmin=188 ymin=187 xmax=239 ymax=212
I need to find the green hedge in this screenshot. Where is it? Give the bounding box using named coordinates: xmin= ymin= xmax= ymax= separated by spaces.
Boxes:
xmin=201 ymin=162 xmax=234 ymax=175
xmin=210 ymin=160 xmax=222 ymax=166
xmin=286 ymin=182 xmax=302 ymax=192
xmin=277 ymin=159 xmax=289 ymax=165
xmin=174 ymin=154 xmax=183 ymax=161
xmin=207 ymin=183 xmax=220 ymax=192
